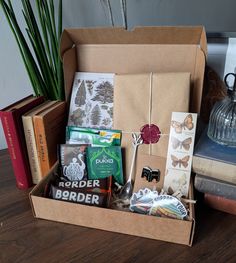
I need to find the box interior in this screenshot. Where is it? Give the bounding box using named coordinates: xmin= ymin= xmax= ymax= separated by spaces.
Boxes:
xmin=30 ymin=164 xmax=195 ymax=246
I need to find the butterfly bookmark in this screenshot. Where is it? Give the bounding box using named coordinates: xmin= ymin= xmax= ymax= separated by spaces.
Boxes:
xmin=163 ymin=112 xmax=197 ymax=197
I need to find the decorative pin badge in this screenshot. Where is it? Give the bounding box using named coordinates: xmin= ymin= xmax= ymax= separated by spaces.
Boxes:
xmin=140 ymin=124 xmax=161 ymax=144
xmin=141 ymin=166 xmax=160 ymax=182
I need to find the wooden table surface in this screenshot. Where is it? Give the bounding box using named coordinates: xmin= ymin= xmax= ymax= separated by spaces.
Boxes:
xmin=1 ymin=149 xmax=236 ymax=263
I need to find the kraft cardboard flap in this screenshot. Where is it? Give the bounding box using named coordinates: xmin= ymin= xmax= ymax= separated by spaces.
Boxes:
xmin=62 ymin=44 xmax=205 ymax=112
xmin=76 ymin=45 xmax=196 ymax=74
xmin=61 ymin=26 xmax=206 ymax=112
xmin=60 ymin=26 xmax=207 ymax=57
xmin=63 ymin=46 xmax=77 ymax=102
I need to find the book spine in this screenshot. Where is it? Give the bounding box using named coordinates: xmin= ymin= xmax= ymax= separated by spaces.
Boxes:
xmin=194 ymin=174 xmax=236 ymax=201
xmin=33 ymin=116 xmax=50 ymax=177
xmin=192 ymin=156 xmax=236 ymax=184
xmin=0 ymin=112 xmax=32 ymax=189
xmin=22 ymin=116 xmax=42 ymax=184
xmin=204 ymin=193 xmax=236 ymax=216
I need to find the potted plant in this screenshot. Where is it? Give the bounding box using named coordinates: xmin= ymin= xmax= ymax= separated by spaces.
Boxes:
xmin=0 ymin=0 xmax=64 ymax=100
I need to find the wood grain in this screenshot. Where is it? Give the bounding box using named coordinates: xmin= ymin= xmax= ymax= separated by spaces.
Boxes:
xmin=1 ymin=149 xmax=236 ymax=263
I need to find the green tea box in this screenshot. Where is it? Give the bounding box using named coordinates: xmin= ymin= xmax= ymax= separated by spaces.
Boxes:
xmin=86 ymin=146 xmax=123 ymax=184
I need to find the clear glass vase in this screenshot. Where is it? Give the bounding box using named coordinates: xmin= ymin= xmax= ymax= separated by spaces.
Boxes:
xmin=207 ymin=73 xmax=236 ymax=147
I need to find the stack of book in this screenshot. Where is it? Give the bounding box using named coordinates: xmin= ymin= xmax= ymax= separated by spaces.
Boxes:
xmin=192 ymin=129 xmax=236 ymax=215
xmin=0 ymin=95 xmax=66 ymax=189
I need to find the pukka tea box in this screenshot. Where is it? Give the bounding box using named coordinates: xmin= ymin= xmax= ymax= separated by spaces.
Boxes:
xmin=86 ymin=146 xmax=124 ymax=184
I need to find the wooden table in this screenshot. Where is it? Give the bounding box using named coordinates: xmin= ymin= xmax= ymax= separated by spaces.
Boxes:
xmin=1 ymin=149 xmax=236 ymax=263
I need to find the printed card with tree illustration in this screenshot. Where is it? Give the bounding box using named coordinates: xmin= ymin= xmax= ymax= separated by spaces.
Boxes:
xmin=68 ymin=72 xmax=115 ymax=129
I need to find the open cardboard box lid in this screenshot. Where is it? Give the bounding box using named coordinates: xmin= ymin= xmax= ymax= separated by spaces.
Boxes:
xmin=60 ymin=26 xmax=207 ymax=113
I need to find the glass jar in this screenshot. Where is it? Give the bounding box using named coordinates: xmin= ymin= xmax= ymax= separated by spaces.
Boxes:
xmin=207 ymin=73 xmax=236 ymax=147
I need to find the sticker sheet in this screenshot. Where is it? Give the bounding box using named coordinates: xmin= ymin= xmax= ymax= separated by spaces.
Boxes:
xmin=163 ymin=112 xmax=197 ymax=196
xmin=68 ymin=72 xmax=114 ymax=129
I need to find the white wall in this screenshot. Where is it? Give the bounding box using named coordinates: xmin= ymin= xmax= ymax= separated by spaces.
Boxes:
xmin=0 ymin=1 xmax=32 ymax=150
xmin=1 ymin=0 xmax=235 ymax=149
xmin=224 ymin=38 xmax=236 ymax=80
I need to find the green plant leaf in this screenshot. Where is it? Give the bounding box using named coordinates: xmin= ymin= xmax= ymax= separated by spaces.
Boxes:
xmin=1 ymin=0 xmax=64 ymax=100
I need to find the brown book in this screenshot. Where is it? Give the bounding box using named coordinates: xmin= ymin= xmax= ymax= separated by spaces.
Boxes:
xmin=194 ymin=174 xmax=236 ymax=201
xmin=204 ymin=193 xmax=236 ymax=216
xmin=193 ymin=130 xmax=236 ymax=184
xmin=33 ymin=101 xmax=67 ymax=177
xmin=22 ymin=101 xmax=58 ymax=184
xmin=0 ymin=95 xmax=45 ymax=189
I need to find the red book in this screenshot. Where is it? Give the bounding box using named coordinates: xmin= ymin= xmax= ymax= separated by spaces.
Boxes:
xmin=204 ymin=193 xmax=236 ymax=216
xmin=0 ymin=95 xmax=45 ymax=189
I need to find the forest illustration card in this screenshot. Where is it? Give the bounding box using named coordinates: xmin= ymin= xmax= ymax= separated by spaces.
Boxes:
xmin=68 ymin=72 xmax=115 ymax=129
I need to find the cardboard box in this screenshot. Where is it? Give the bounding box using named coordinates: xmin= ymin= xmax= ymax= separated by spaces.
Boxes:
xmin=30 ymin=163 xmax=195 ymax=246
xmin=30 ymin=26 xmax=207 ymax=246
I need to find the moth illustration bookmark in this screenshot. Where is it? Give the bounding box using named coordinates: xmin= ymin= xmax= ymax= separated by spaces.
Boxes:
xmin=163 ymin=112 xmax=197 ymax=196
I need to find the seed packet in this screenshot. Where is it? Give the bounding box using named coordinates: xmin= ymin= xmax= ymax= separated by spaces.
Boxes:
xmin=66 ymin=126 xmax=121 ymax=147
xmin=86 ymin=146 xmax=124 ymax=185
xmin=59 ymin=144 xmax=88 ymax=181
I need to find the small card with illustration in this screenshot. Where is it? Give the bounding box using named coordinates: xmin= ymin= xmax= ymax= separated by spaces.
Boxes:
xmin=59 ymin=144 xmax=89 ymax=181
xmin=68 ymin=72 xmax=114 ymax=129
xmin=163 ymin=112 xmax=197 ymax=196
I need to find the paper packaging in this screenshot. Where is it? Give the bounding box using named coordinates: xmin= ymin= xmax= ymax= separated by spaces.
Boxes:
xmin=113 ymin=72 xmax=190 ymax=178
xmin=30 ymin=26 xmax=207 ymax=246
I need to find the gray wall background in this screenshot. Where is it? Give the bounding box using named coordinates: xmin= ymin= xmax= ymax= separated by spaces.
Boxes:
xmin=1 ymin=0 xmax=236 ymax=149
